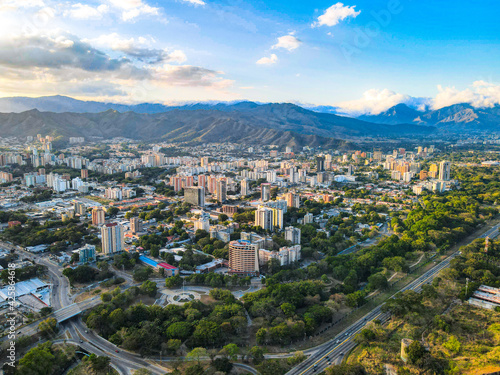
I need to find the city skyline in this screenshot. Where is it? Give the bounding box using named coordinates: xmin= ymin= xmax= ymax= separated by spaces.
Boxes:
xmin=0 ymin=0 xmax=499 ymax=115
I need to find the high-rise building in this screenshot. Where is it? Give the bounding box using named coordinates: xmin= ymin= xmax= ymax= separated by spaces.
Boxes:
xmin=261 ymin=183 xmax=271 ymax=202
xmin=255 ymin=206 xmax=274 ymax=231
xmin=316 ymin=156 xmax=325 ymax=172
xmin=240 ymin=178 xmax=250 ymax=196
xmin=194 ymin=217 xmax=210 ymax=232
xmin=198 ymin=174 xmax=206 ymax=188
xmin=200 ymin=157 xmax=209 ymax=167
xmin=92 ymin=207 xmax=106 ymax=226
xmin=101 ymin=223 xmax=125 ymax=255
xmin=78 ymin=244 xmax=96 ymax=263
xmin=81 ymin=169 xmax=88 ymax=179
xmin=130 ymin=217 xmax=142 ymax=234
xmin=207 ymin=175 xmax=218 ymax=194
xmin=216 ymin=178 xmax=227 ymax=203
xmin=439 ymin=161 xmax=451 ymax=181
xmin=303 ymin=212 xmax=314 ymax=224
xmin=285 ymin=226 xmax=301 ymax=245
xmin=229 ymin=240 xmax=259 ymax=275
xmin=184 ymin=186 xmax=205 ymax=207
xmin=271 ymin=208 xmax=284 ymax=229
xmin=285 ymin=192 xmax=300 ymax=208
xmin=428 ymin=164 xmax=439 ymax=178
xmin=74 ymin=202 xmax=86 ymax=216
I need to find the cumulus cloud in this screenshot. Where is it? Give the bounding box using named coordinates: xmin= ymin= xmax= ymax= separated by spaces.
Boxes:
xmin=152 ymin=65 xmax=233 ymax=88
xmin=106 ymin=0 xmax=160 ymax=21
xmin=271 ymin=33 xmax=302 ymax=52
xmin=256 ymin=54 xmax=278 ymax=65
xmin=0 ymin=29 xmax=232 ymax=99
xmin=64 ymin=3 xmax=109 ymax=20
xmin=312 ymin=3 xmax=360 ymax=27
xmin=335 ymin=82 xmax=500 ymax=116
xmin=182 ymin=0 xmax=206 ymax=5
xmin=336 ymin=89 xmax=431 ymax=116
xmin=0 ymin=31 xmax=138 ymax=74
xmin=433 ymin=81 xmax=500 ymax=109
xmin=87 ymin=33 xmax=187 ymax=64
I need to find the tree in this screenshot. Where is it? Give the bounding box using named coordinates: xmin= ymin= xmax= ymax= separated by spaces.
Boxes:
xmin=133 ymin=267 xmax=152 ymax=282
xmin=38 ymin=317 xmax=58 ymax=337
xmin=213 ymin=357 xmax=233 ymax=373
xmin=140 ymin=280 xmax=158 ymax=297
xmin=17 ymin=342 xmax=55 ymax=375
xmin=166 ymin=339 xmax=182 ymax=354
xmin=443 ymin=335 xmax=461 ymax=354
xmin=88 ymin=354 xmax=111 ymax=372
xmin=97 ymin=261 xmax=109 ymax=271
xmin=281 ymin=302 xmax=296 ymax=317
xmin=165 ymin=274 xmax=183 ymax=288
xmin=218 ymin=214 xmax=228 ymax=222
xmin=325 ymin=364 xmax=366 ymax=375
xmin=221 ymin=343 xmax=239 ymax=361
xmin=345 ymin=291 xmax=366 ymax=308
xmin=193 ymin=321 xmax=221 ymax=346
xmin=40 ymin=307 xmax=53 ymax=317
xmin=187 ymin=347 xmax=209 ymax=365
xmin=406 ymin=341 xmax=426 ymax=364
xmin=107 ymin=207 xmax=119 ymax=217
xmin=354 ymin=328 xmax=376 ymax=345
xmin=367 ymin=273 xmax=388 ymax=291
xmin=250 ymin=346 xmax=265 ymax=364
xmin=167 ymin=322 xmax=192 ymax=341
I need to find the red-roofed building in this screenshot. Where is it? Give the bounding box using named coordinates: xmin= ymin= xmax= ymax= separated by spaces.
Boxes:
xmin=158 ymin=263 xmax=178 ymax=277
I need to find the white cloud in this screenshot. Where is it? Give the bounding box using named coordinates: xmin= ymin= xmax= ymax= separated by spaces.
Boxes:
xmin=107 ymin=0 xmax=160 ymax=21
xmin=64 ymin=3 xmax=109 ymax=20
xmin=312 ymin=3 xmax=360 ymax=27
xmin=271 ymin=34 xmax=302 ymax=52
xmin=87 ymin=33 xmax=187 ymax=63
xmin=335 ymin=82 xmax=500 ymax=116
xmin=433 ymin=81 xmax=500 ymax=109
xmin=256 ymin=54 xmax=278 ymax=65
xmin=336 ymin=89 xmax=420 ymax=115
xmin=182 ymin=0 xmax=206 ymax=5
xmin=0 ymin=30 xmax=233 ymax=100
xmin=0 ymin=0 xmax=45 ymax=14
xmin=151 ymin=64 xmax=233 ymax=88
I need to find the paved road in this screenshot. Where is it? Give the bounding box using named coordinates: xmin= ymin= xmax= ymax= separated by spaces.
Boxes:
xmin=284 ymin=223 xmax=500 ymax=375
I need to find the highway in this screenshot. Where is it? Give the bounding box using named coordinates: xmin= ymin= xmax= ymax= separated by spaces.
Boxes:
xmin=284 ymin=223 xmax=500 ymax=375
xmin=4 ymin=223 xmax=498 ymax=374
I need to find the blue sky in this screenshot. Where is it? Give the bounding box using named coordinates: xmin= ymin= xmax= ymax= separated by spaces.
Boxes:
xmin=0 ymin=0 xmax=498 ymax=114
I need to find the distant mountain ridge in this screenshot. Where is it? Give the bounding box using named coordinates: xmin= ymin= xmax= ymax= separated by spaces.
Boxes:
xmin=0 ymin=95 xmax=496 ymax=143
xmin=359 ymin=103 xmax=500 ymax=132
xmin=0 ymin=95 xmax=253 ymax=114
xmin=0 ymin=103 xmax=434 ymax=146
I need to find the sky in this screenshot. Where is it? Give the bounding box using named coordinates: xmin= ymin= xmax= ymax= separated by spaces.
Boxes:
xmin=0 ymin=0 xmax=499 ymax=115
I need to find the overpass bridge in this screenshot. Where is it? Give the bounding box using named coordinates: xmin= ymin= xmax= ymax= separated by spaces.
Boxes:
xmin=53 ymin=296 xmax=101 ymax=323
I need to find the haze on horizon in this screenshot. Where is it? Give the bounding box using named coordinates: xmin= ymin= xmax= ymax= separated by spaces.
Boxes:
xmin=0 ymin=0 xmax=499 ymax=115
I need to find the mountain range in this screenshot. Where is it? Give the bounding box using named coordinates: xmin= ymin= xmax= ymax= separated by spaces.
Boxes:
xmin=0 ymin=95 xmax=497 ymax=146
xmin=359 ymin=103 xmax=500 ymax=132
xmin=0 ymin=103 xmax=433 ymax=147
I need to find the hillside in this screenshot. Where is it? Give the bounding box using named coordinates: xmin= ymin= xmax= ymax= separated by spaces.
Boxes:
xmin=0 ymin=105 xmax=434 ymax=145
xmin=359 ymin=103 xmax=500 ymax=132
